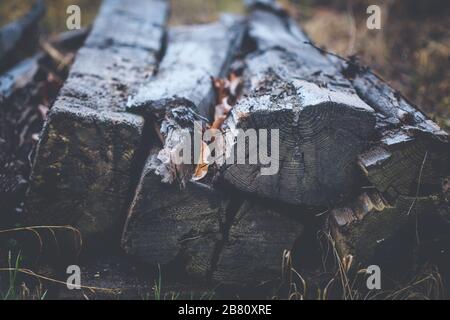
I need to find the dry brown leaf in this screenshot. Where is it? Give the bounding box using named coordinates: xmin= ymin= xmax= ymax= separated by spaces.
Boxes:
xmin=192 ymin=140 xmax=210 ymax=181
xmin=194 ymin=73 xmax=242 ymax=181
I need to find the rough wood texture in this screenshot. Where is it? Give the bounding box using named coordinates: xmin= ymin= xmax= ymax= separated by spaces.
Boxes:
xmin=324 ymin=58 xmax=450 ymax=267
xmin=342 ymin=62 xmax=450 ymax=201
xmin=220 ymin=2 xmax=376 ymax=208
xmin=330 ymin=192 xmax=440 ymax=273
xmin=121 ymin=147 xmax=229 ymax=281
xmin=127 ymin=19 xmax=246 ymax=185
xmin=127 ymin=16 xmax=245 ymax=120
xmin=0 ymin=0 xmax=45 ymax=73
xmin=149 ymin=106 xmax=207 ymax=186
xmin=122 ymin=147 xmax=303 ymax=285
xmin=26 ymin=0 xmax=169 ymax=242
xmin=217 ymin=1 xmax=449 ymax=270
xmin=212 ymin=200 xmax=303 ymax=285
xmin=19 ymin=0 xmax=449 ymax=288
xmin=121 ymin=17 xmax=304 ymax=285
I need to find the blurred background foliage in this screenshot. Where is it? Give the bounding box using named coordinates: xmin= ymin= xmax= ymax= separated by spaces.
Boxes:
xmin=1 ymin=0 xmax=448 ymax=129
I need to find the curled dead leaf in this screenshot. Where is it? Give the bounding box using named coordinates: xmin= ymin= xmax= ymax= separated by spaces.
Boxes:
xmin=192 ymin=141 xmax=211 ymax=181
xmin=194 ymin=71 xmax=242 ymax=181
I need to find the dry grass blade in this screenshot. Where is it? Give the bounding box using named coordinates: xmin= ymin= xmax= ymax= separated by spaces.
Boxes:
xmin=0 ymin=226 xmax=83 ymax=256
xmin=39 ymin=39 xmax=74 ymax=71
xmin=0 ymin=268 xmax=120 ymax=294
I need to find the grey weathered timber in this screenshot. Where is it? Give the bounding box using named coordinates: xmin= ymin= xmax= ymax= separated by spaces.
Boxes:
xmin=212 ymin=200 xmax=303 ymax=285
xmin=343 ymin=63 xmax=450 ymax=201
xmin=220 ymin=1 xmax=376 ymax=208
xmin=147 ymin=106 xmax=207 ymax=186
xmin=330 ymin=192 xmax=439 ymax=269
xmin=217 ymin=0 xmax=449 ymax=269
xmin=122 ymin=146 xmax=304 ymax=285
xmin=127 ymin=16 xmax=245 ymax=120
xmin=121 ymin=147 xmax=229 ymax=281
xmin=20 ymin=0 xmax=449 ymax=287
xmin=127 ymin=18 xmax=246 ymax=186
xmin=326 ymin=58 xmax=450 ymax=266
xmin=26 ymin=0 xmax=169 ymax=242
xmin=0 ymin=0 xmax=45 ymax=72
xmin=85 ymin=0 xmax=167 ymax=51
xmin=121 ymin=18 xmax=304 ymax=285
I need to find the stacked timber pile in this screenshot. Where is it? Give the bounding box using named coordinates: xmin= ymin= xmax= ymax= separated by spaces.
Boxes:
xmin=21 ymin=0 xmax=449 ymax=294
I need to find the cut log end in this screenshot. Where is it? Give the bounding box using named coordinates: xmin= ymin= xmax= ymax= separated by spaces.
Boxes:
xmin=219 ymin=8 xmax=376 ymax=208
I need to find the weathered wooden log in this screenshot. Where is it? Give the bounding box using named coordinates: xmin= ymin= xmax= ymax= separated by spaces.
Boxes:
xmin=122 ymin=146 xmax=231 ymax=281
xmin=327 ymin=58 xmax=450 ymax=268
xmin=121 ymin=20 xmax=239 ymax=278
xmin=330 ymin=192 xmax=441 ymax=273
xmin=0 ymin=29 xmax=90 ymax=227
xmin=220 ymin=1 xmax=376 ymax=208
xmin=127 ymin=18 xmax=245 ymax=185
xmin=212 ymin=200 xmax=304 ymax=285
xmin=122 ymin=19 xmax=304 ymax=285
xmin=86 ymin=0 xmax=168 ymax=53
xmin=0 ymin=0 xmax=45 ymax=73
xmin=122 ymin=146 xmax=303 ymax=285
xmin=342 ymin=62 xmax=450 ymax=201
xmin=127 ymin=15 xmax=245 ymax=120
xmin=26 ymin=0 xmax=169 ymax=243
xmin=217 ymin=1 xmax=449 ymax=272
